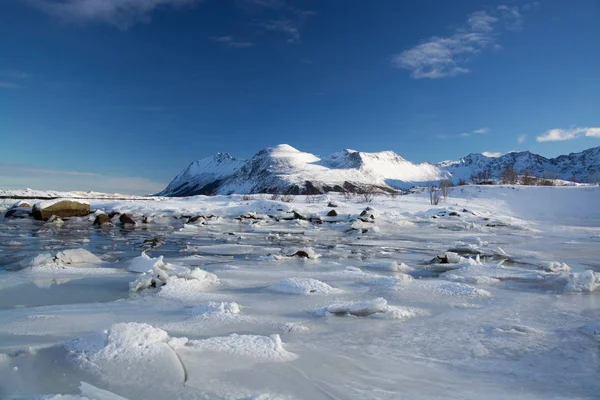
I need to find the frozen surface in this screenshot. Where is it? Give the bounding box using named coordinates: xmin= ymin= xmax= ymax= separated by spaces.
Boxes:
xmin=1 ymin=186 xmax=599 ymax=399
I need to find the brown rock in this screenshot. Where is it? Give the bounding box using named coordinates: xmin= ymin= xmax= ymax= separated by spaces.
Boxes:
xmin=327 ymin=210 xmax=338 ymax=217
xmin=119 ymin=214 xmax=137 ymax=225
xmin=187 ymin=215 xmax=205 ymax=224
xmin=93 ymin=214 xmax=112 ymax=225
xmin=32 ymin=200 xmax=90 ymax=221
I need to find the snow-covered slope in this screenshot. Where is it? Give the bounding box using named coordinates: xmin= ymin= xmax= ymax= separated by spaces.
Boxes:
xmin=159 ymin=145 xmax=600 ymax=196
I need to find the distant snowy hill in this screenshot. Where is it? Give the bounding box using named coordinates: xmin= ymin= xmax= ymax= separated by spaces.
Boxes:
xmin=158 ymin=144 xmax=600 ymax=196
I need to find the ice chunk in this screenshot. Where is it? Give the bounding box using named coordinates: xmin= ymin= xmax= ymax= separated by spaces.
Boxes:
xmin=541 ymin=261 xmax=571 ymax=273
xmin=187 ymin=334 xmax=297 ymax=362
xmin=268 ymin=277 xmax=341 ymax=295
xmin=564 ymin=270 xmax=600 ymax=293
xmin=492 ymin=325 xmax=545 ymax=337
xmin=191 ymin=301 xmax=241 ymax=316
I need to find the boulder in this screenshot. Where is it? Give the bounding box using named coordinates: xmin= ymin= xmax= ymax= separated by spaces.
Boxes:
xmin=93 ymin=214 xmax=112 ymax=225
xmin=119 ymin=214 xmax=137 ymax=225
xmin=327 ymin=202 xmax=338 ymax=208
xmin=32 ymin=200 xmax=90 ymax=221
xmin=326 ymin=210 xmax=338 ymax=217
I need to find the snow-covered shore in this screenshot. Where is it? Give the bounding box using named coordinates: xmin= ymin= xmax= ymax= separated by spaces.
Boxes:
xmin=0 ymin=185 xmax=599 ymax=399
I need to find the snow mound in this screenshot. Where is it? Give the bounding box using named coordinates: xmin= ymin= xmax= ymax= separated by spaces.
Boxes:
xmin=7 ymin=249 xmax=106 ymax=271
xmin=187 ymin=334 xmax=297 ymax=362
xmin=156 ymin=276 xmax=227 ymax=304
xmin=359 ymin=274 xmax=414 ymax=286
xmin=564 ymin=270 xmax=600 ymax=293
xmin=493 ymin=325 xmax=545 ymax=337
xmin=581 ymin=317 xmax=600 ymax=340
xmin=365 ymin=261 xmax=415 ymax=272
xmin=66 ymin=323 xmax=186 ymax=385
xmin=129 ymin=253 xmax=219 ymax=293
xmin=394 ymin=280 xmax=492 ymax=298
xmin=55 ymin=249 xmax=104 ymax=265
xmin=541 ymin=261 xmax=572 ymax=273
xmin=268 ymin=277 xmax=342 ymax=295
xmin=191 ymin=301 xmax=241 ymax=316
xmin=316 ymin=297 xmax=423 ymax=320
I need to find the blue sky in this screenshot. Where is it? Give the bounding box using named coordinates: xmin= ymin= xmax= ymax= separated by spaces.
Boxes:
xmin=1 ymin=0 xmax=599 ymax=194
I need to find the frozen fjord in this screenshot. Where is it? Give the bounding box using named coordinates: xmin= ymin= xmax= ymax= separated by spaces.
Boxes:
xmin=0 ymin=186 xmax=599 ymax=399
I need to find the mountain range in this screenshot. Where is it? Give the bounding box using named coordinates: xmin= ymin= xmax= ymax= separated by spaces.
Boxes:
xmin=157 ymin=144 xmax=600 ymax=196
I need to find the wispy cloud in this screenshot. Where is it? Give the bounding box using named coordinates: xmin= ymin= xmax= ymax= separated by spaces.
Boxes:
xmin=258 ymin=10 xmax=313 ymax=43
xmin=211 ymin=36 xmax=255 ymax=48
xmin=26 ymin=0 xmax=203 ymax=29
xmin=482 ymin=151 xmax=501 ymax=158
xmin=0 ymin=81 xmax=20 ymax=89
xmin=0 ymin=69 xmax=30 ymax=89
xmin=0 ymin=163 xmax=165 ymax=195
xmin=392 ymin=5 xmax=528 ymax=79
xmin=536 ymin=127 xmax=600 ymax=142
xmin=457 ymin=127 xmax=490 ymax=138
xmin=518 ymin=134 xmax=527 ymax=143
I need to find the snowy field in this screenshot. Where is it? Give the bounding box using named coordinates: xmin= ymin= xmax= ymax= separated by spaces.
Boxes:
xmin=0 ymin=186 xmax=599 ymax=400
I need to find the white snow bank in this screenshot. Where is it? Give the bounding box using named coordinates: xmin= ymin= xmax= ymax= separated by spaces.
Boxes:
xmin=66 ymin=323 xmax=186 ymax=385
xmin=268 ymin=277 xmax=342 ymax=295
xmin=316 ymin=297 xmax=424 ymax=320
xmin=186 ymin=334 xmax=297 ymax=362
xmin=564 ymin=270 xmax=600 ymax=293
xmin=359 ymin=274 xmax=414 ymax=286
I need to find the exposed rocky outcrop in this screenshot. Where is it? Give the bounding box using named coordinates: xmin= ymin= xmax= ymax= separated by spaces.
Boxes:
xmin=32 ymin=200 xmax=90 ymax=221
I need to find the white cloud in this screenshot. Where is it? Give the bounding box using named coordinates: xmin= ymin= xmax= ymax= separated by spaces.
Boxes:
xmin=518 ymin=134 xmax=527 ymax=143
xmin=211 ymin=36 xmax=255 ymax=48
xmin=26 ymin=0 xmax=202 ymax=29
xmin=482 ymin=151 xmax=501 ymax=158
xmin=536 ymin=127 xmax=600 ymax=142
xmin=473 ymin=127 xmax=489 ymax=134
xmin=0 ymin=163 xmax=165 ymax=195
xmin=585 ymin=127 xmax=600 ymax=137
xmin=459 ymin=132 xmax=470 ymax=137
xmin=392 ymin=6 xmax=526 ymax=79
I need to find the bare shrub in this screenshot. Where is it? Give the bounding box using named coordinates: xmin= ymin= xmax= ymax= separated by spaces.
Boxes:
xmin=471 ymin=168 xmax=493 ymax=185
xmin=281 ymin=194 xmax=296 ymax=203
xmin=440 ymin=179 xmax=452 ymax=200
xmin=361 ymin=187 xmax=376 ymax=203
xmin=389 ymin=190 xmax=399 ymax=199
xmin=457 ymin=178 xmax=468 ymax=186
xmin=242 ymin=194 xmax=253 ymax=201
xmin=305 ymin=194 xmax=318 ymax=204
xmin=500 ymin=167 xmax=518 ymax=184
xmin=538 ymin=179 xmax=555 ymax=186
xmin=428 ymin=185 xmax=440 ymax=205
xmin=270 ymin=193 xmax=280 ymax=201
xmin=342 ymin=191 xmax=354 ymax=201
xmin=520 ymin=169 xmax=536 ymax=185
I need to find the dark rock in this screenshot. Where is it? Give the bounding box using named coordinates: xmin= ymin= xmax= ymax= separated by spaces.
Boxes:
xmin=108 ymin=212 xmax=120 ymax=219
xmin=309 ymin=217 xmax=323 ymax=224
xmin=462 ymin=209 xmax=469 ymax=213
xmin=449 ymin=212 xmax=460 ymax=217
xmin=32 ymin=201 xmax=90 ymax=221
xmin=433 ymin=254 xmax=449 ymax=264
xmin=283 ymin=211 xmax=307 ymax=221
xmin=4 ymin=209 xmax=30 ymax=219
xmin=327 ymin=202 xmax=338 ymax=208
xmin=292 ymin=251 xmax=310 ymax=258
xmin=93 ymin=214 xmax=112 ymax=225
xmin=143 ymin=237 xmax=164 ymax=248
xmin=361 ymin=229 xmax=369 ymax=234
xmin=326 ymin=210 xmax=338 ymax=217
xmin=187 ymin=215 xmax=205 ymax=224
xmin=119 ymin=214 xmax=136 ymax=225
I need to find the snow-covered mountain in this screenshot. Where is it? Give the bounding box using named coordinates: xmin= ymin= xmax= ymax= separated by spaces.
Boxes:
xmin=157 ymin=144 xmax=600 ymax=196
